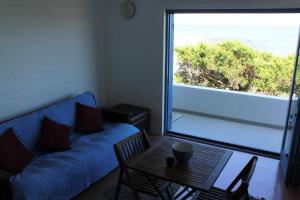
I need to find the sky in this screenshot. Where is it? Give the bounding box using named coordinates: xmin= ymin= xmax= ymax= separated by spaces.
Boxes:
xmin=173 ymin=13 xmax=300 ymax=55
xmin=175 ymin=13 xmax=300 ymax=26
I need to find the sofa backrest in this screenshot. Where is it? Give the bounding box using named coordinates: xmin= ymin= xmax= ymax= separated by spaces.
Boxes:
xmin=0 ymin=92 xmax=97 ymax=151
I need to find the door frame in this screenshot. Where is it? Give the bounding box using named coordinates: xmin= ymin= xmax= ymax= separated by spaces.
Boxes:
xmin=164 ymin=13 xmax=174 ymax=131
xmin=164 ymin=8 xmax=300 ymax=158
xmin=280 ymin=27 xmax=300 ymax=183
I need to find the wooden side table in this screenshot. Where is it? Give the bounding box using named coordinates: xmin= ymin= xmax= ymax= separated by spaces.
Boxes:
xmin=103 ymin=104 xmax=150 ymax=132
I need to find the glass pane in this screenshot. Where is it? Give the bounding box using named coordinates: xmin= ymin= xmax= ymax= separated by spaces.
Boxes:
xmin=283 ymin=38 xmax=300 ymax=158
xmin=170 ymin=13 xmax=300 ymax=153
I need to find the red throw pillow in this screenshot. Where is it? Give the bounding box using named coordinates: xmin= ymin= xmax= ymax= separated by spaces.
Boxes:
xmin=76 ymin=103 xmax=103 ymax=133
xmin=39 ymin=117 xmax=71 ymax=152
xmin=0 ymin=128 xmax=33 ymax=174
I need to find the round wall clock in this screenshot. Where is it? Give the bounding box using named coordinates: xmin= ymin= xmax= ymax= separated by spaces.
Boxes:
xmin=120 ymin=1 xmax=136 ymax=20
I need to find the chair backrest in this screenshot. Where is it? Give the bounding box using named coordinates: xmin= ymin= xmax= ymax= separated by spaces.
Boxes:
xmin=226 ymin=156 xmax=258 ymax=199
xmin=113 ymin=131 xmax=150 ymax=167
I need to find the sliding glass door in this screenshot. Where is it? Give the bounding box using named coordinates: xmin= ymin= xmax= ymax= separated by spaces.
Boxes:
xmin=165 ymin=10 xmax=300 ymax=155
xmin=280 ymin=28 xmax=300 ymax=184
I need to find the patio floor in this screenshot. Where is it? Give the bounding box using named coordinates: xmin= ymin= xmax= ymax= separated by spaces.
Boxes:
xmin=171 ymin=111 xmax=284 ymax=153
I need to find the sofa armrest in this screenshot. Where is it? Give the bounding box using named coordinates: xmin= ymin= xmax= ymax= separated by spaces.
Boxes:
xmin=0 ymin=169 xmax=13 ymax=200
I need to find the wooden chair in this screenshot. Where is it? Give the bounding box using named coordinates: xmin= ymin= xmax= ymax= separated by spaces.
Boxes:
xmin=192 ymin=156 xmax=258 ymax=200
xmin=113 ymin=131 xmax=173 ymax=200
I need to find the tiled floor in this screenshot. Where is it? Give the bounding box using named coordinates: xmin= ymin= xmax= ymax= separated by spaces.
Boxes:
xmin=171 ymin=111 xmax=284 ymax=153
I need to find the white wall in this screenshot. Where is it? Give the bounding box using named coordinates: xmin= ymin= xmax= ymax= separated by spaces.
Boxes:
xmin=173 ymin=84 xmax=289 ymax=127
xmin=0 ymin=0 xmax=106 ymax=121
xmin=104 ymin=0 xmax=300 ymax=134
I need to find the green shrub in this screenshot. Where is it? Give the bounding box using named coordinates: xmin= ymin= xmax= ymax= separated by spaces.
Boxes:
xmin=175 ymin=40 xmax=296 ymax=96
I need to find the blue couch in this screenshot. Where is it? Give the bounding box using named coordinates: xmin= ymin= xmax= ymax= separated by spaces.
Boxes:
xmin=0 ymin=92 xmax=139 ymax=200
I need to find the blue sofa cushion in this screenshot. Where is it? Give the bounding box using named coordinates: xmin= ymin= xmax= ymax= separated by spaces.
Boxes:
xmin=10 ymin=123 xmax=139 ymax=200
xmin=0 ymin=92 xmax=97 ymax=151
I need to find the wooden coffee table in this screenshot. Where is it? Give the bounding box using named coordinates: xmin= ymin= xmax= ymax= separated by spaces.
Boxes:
xmin=125 ymin=137 xmax=232 ymax=198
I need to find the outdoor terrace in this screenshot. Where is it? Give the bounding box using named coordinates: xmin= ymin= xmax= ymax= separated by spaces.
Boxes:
xmin=170 ymin=83 xmax=289 ymax=153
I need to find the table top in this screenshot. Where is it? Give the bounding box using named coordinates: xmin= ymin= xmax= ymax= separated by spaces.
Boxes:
xmin=125 ymin=138 xmax=232 ymax=191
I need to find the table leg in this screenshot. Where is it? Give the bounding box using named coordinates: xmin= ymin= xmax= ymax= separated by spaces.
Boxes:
xmin=180 ymin=189 xmax=195 ymax=200
xmin=123 ymin=168 xmax=140 ymax=200
xmin=145 ymin=174 xmax=166 ymax=200
xmin=126 ymin=178 xmax=140 ymax=200
xmin=129 ymin=187 xmax=140 ymax=200
xmin=166 ymin=186 xmax=173 ymax=200
xmin=174 ymin=186 xmax=190 ymax=199
xmin=114 ymin=169 xmax=123 ymax=200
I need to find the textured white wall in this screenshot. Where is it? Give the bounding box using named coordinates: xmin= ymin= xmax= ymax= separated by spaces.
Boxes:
xmin=173 ymin=84 xmax=289 ymax=127
xmin=0 ymin=0 xmax=106 ymax=121
xmin=1 ymin=0 xmax=299 ymax=132
xmin=104 ymin=0 xmax=300 ymax=134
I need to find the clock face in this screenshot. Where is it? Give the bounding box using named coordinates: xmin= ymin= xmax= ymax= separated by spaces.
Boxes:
xmin=120 ymin=1 xmax=136 ymax=19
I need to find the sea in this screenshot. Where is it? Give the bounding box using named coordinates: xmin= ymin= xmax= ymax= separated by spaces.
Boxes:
xmin=174 ymin=25 xmax=300 ymax=56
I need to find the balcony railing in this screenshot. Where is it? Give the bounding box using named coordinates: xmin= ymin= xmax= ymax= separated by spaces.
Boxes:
xmin=173 ymin=83 xmax=289 ymax=129
xmin=171 ymin=83 xmax=289 ymax=153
